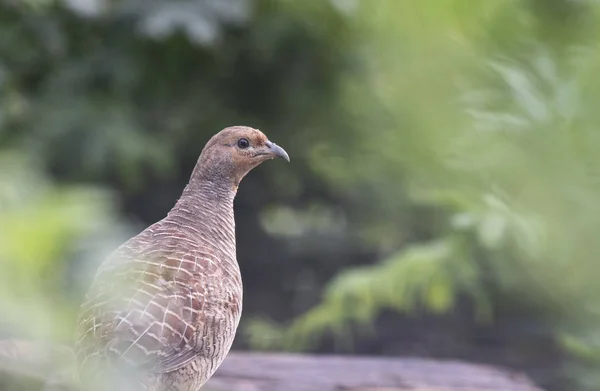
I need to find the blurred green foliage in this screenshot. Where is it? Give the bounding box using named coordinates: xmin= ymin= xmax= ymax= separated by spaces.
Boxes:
xmin=0 ymin=151 xmax=125 ymax=341
xmin=1 ymin=1 xmax=600 ymax=391
xmin=249 ymin=1 xmax=600 ymax=389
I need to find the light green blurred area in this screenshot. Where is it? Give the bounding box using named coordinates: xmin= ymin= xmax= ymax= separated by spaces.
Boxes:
xmin=2 ymin=0 xmax=600 ymax=390
xmin=0 ymin=153 xmax=125 ymax=341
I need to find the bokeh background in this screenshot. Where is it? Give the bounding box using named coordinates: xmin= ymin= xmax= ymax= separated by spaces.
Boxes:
xmin=2 ymin=1 xmax=600 ymax=390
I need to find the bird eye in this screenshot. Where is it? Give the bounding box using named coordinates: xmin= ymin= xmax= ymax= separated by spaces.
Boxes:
xmin=237 ymin=138 xmax=250 ymax=149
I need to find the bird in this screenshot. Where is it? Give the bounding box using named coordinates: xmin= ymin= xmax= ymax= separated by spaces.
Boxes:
xmin=74 ymin=126 xmax=289 ymax=391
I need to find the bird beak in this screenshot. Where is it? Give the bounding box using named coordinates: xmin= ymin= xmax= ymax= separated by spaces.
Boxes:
xmin=264 ymin=141 xmax=290 ymax=162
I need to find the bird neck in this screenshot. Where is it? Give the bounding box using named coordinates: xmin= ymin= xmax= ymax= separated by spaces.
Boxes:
xmin=168 ymin=178 xmax=237 ymax=241
xmin=181 ymin=176 xmax=237 ymax=204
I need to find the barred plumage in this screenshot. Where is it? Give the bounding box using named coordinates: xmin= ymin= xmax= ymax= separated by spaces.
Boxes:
xmin=74 ymin=126 xmax=289 ymax=391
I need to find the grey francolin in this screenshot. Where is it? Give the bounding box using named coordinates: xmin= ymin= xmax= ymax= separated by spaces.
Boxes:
xmin=74 ymin=126 xmax=289 ymax=391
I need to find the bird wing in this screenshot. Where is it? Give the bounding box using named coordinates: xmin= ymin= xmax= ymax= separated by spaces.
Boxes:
xmin=76 ymin=235 xmax=222 ymax=375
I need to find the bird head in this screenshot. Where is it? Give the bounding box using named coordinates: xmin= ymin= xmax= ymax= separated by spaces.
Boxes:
xmin=194 ymin=126 xmax=290 ymax=189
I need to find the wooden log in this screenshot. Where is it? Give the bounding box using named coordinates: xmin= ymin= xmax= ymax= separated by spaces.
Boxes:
xmin=0 ymin=340 xmax=544 ymax=391
xmin=206 ymin=352 xmax=544 ymax=391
